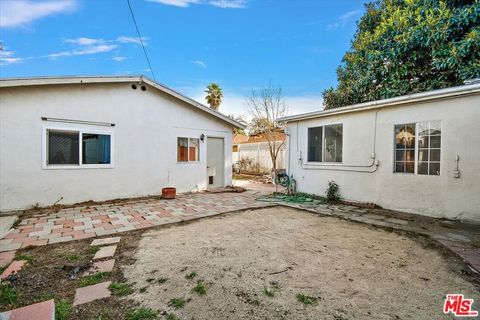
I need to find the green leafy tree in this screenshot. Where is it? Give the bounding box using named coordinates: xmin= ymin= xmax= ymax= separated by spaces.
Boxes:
xmin=205 ymin=83 xmax=223 ymax=111
xmin=323 ymin=0 xmax=480 ymax=109
xmin=228 ymin=114 xmax=247 ymax=135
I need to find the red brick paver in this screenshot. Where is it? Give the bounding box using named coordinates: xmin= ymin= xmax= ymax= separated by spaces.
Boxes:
xmin=1 ymin=260 xmax=27 ymax=280
xmin=0 ymin=299 xmax=54 ymax=320
xmin=0 ymin=192 xmax=267 ymax=252
xmin=73 ymin=281 xmax=112 ymax=306
xmin=0 ymin=251 xmax=15 ymax=268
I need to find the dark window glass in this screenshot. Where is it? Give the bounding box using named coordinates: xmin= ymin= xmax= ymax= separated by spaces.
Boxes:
xmin=82 ymin=133 xmax=111 ymax=164
xmin=308 ymin=127 xmax=323 ymax=162
xmin=48 ymin=130 xmax=79 ymax=165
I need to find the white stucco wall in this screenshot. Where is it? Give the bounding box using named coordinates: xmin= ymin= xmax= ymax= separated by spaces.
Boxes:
xmin=286 ymin=93 xmax=480 ymax=222
xmin=0 ymin=82 xmax=234 ymax=211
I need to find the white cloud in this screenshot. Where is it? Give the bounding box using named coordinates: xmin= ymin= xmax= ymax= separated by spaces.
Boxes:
xmin=147 ymin=0 xmax=199 ymax=7
xmin=0 ymin=0 xmax=76 ymax=28
xmin=193 ymin=60 xmax=207 ymax=68
xmin=113 ymin=56 xmax=127 ymax=62
xmin=209 ymin=0 xmax=246 ymax=8
xmin=0 ymin=50 xmax=22 ymax=65
xmin=147 ymin=0 xmax=246 ymax=8
xmin=65 ymin=37 xmax=103 ymax=46
xmin=48 ymin=44 xmax=118 ymax=58
xmin=327 ymin=9 xmax=361 ymax=31
xmin=117 ymin=36 xmax=149 ymax=45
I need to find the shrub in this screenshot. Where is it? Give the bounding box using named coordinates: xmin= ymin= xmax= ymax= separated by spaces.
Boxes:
xmin=326 ymin=181 xmax=340 ymax=202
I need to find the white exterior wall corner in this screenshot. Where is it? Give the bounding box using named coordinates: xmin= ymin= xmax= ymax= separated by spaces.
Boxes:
xmin=0 ymin=82 xmax=234 ymax=211
xmin=285 ymin=94 xmax=480 ymax=222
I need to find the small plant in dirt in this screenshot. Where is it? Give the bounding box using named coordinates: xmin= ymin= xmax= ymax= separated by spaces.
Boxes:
xmin=35 ymin=292 xmax=55 ymax=302
xmin=326 ymin=181 xmax=340 ymax=203
xmin=296 ymin=293 xmax=318 ymax=306
xmin=168 ymin=298 xmax=186 ymax=309
xmin=0 ymin=282 xmax=17 ymax=305
xmin=14 ymin=254 xmax=35 ymax=264
xmin=146 ymin=277 xmax=156 ymax=283
xmin=55 ymin=299 xmax=71 ymax=320
xmin=126 ymin=306 xmax=158 ymax=320
xmin=185 ymin=271 xmax=197 ymax=279
xmin=79 ymin=272 xmax=111 ymax=287
xmin=263 ymin=287 xmax=275 ymax=297
xmin=165 ymin=313 xmax=179 ymax=320
xmin=67 ymin=254 xmax=80 ymax=262
xmin=89 ymin=246 xmax=100 ymax=254
xmin=94 ymin=312 xmax=114 ymax=320
xmin=139 ymin=286 xmax=148 ymax=293
xmin=109 ymin=282 xmax=134 ymax=296
xmin=157 ymin=277 xmax=168 ymax=284
xmin=192 ymin=281 xmax=207 ymax=295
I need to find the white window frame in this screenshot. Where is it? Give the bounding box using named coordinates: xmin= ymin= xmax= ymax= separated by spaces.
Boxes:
xmin=393 ymin=121 xmax=441 ymax=176
xmin=306 ymin=123 xmax=343 ymax=164
xmin=177 ymin=137 xmax=200 ymax=163
xmin=42 ymin=125 xmax=114 ymax=170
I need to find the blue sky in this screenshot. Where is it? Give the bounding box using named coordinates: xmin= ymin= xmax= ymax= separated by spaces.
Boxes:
xmin=0 ymin=0 xmax=364 ymax=116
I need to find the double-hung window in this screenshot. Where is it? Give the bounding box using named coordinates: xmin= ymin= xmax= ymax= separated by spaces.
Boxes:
xmin=307 ymin=124 xmax=343 ymax=163
xmin=394 ymin=121 xmax=441 ymax=175
xmin=45 ymin=129 xmax=113 ymax=168
xmin=177 ymin=137 xmax=199 ymax=162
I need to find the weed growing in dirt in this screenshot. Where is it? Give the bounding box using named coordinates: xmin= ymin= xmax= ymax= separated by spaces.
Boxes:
xmin=192 ymin=281 xmax=207 ymax=295
xmin=79 ymin=272 xmax=112 ymax=287
xmin=168 ymin=298 xmax=186 ymax=309
xmin=165 ymin=313 xmax=179 ymax=320
xmin=126 ymin=307 xmax=158 ymax=320
xmin=296 ymin=293 xmax=318 ymax=306
xmin=0 ymin=282 xmax=17 ymax=305
xmin=146 ymin=277 xmax=156 ymax=283
xmin=89 ymin=246 xmax=100 ymax=254
xmin=67 ymin=255 xmax=80 ymax=262
xmin=14 ymin=254 xmax=35 ymax=264
xmin=263 ymin=287 xmax=275 ymax=297
xmin=55 ymin=299 xmax=71 ymax=320
xmin=157 ymin=277 xmax=168 ymax=284
xmin=34 ymin=292 xmax=54 ymax=302
xmin=139 ymin=286 xmax=148 ymax=293
xmin=185 ymin=271 xmax=197 ymax=279
xmin=94 ymin=312 xmax=114 ymax=320
xmin=109 ymin=282 xmax=134 ymax=296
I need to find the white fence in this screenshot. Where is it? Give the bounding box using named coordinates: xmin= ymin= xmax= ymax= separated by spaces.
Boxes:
xmin=233 ymin=141 xmax=286 ymax=174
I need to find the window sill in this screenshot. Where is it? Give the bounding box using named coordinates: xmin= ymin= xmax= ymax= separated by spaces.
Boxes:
xmin=43 ymin=164 xmax=114 ymax=170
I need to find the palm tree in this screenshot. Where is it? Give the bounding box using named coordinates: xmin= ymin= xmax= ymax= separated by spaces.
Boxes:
xmin=205 ymin=83 xmax=223 ymax=111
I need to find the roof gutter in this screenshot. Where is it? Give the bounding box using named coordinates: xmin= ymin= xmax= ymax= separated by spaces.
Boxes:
xmin=278 ymin=83 xmax=480 ymax=123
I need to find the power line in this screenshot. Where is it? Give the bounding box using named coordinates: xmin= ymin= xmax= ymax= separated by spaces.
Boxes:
xmin=126 ymin=0 xmax=156 ymax=80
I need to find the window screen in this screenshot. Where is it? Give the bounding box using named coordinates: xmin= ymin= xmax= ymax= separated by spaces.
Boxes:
xmin=177 ymin=138 xmax=189 ymax=162
xmin=47 ymin=130 xmax=80 ymax=165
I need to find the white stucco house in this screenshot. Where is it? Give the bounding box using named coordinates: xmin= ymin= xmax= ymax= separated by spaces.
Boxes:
xmin=0 ymin=76 xmax=245 ymax=212
xmin=279 ymin=82 xmax=480 ymax=223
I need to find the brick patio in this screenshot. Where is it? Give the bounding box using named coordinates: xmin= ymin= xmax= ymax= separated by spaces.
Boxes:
xmin=0 ymin=191 xmax=268 ymax=252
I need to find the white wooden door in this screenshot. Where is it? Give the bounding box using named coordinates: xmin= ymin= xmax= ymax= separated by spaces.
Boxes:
xmin=207 ymin=137 xmax=224 ymax=188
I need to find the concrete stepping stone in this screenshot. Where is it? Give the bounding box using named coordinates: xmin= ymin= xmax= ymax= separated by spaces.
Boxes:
xmin=73 ymin=281 xmax=111 ymax=306
xmin=85 ymin=259 xmax=115 ymax=275
xmin=0 ymin=299 xmax=54 ymax=320
xmin=0 ymin=216 xmax=18 ymax=240
xmin=0 ymin=251 xmax=15 ymax=268
xmin=93 ymin=245 xmax=117 ymax=260
xmin=90 ymin=237 xmax=121 ymax=246
xmin=1 ymin=260 xmax=27 ymax=280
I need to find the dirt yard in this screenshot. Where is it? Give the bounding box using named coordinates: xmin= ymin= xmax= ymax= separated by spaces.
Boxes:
xmin=122 ymin=207 xmax=479 ymax=320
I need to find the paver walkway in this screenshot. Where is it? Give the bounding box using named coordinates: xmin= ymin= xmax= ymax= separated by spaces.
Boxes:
xmin=0 ymin=192 xmax=268 ymax=252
